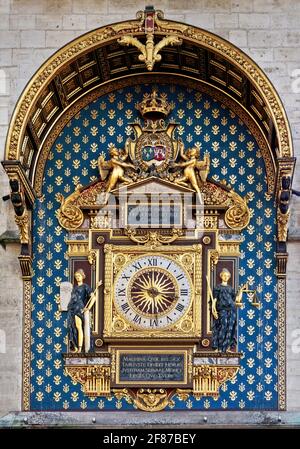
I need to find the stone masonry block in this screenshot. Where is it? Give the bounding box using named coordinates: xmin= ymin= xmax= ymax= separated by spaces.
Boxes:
xmin=203 ymin=0 xmax=231 ymax=12
xmin=168 ymin=0 xmax=203 ymax=11
xmin=9 ymin=14 xmax=36 ymax=30
xmin=0 ymin=49 xmax=12 ymax=66
xmin=274 ymin=47 xmax=300 ymax=61
xmin=285 ymin=31 xmax=300 ymax=48
xmin=248 ymin=30 xmax=284 ymax=47
xmin=72 ymin=0 xmax=108 ymax=14
xmin=0 ymin=31 xmax=20 ymax=48
xmin=239 ymin=13 xmax=271 ymax=29
xmin=231 ymin=0 xmax=253 ymax=12
xmin=0 ymin=15 xmax=9 ymax=30
xmin=86 ymin=15 xmax=123 ymax=30
xmin=229 ymin=29 xmax=248 ymax=47
xmin=253 ymin=0 xmax=288 ymax=13
xmin=36 ymin=15 xmax=63 ymax=30
xmin=43 ymin=0 xmax=72 ymax=14
xmin=215 ymin=13 xmax=239 ymax=28
xmin=62 ymin=15 xmax=87 ymax=30
xmin=271 ymin=13 xmax=300 ymax=29
xmin=20 ymin=30 xmax=45 ymax=48
xmin=184 ymin=13 xmax=214 ymax=30
xmin=45 ymin=30 xmax=78 ymax=48
xmin=244 ymin=48 xmax=274 ymax=62
xmin=0 ymin=0 xmax=10 ymax=14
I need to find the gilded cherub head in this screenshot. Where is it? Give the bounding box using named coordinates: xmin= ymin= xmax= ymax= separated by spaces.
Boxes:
xmin=187 ymin=147 xmax=199 ymax=158
xmin=109 ymin=146 xmax=119 ymax=158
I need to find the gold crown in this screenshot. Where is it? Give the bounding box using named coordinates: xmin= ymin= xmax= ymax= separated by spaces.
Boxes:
xmin=136 ymin=90 xmax=172 ymax=118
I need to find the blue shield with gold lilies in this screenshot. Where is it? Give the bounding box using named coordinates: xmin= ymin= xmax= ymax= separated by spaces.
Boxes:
xmin=142 ymin=145 xmax=166 ymax=165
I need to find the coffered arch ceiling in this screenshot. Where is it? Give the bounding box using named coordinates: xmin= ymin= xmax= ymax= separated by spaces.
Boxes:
xmin=3 ymin=11 xmax=295 ymax=202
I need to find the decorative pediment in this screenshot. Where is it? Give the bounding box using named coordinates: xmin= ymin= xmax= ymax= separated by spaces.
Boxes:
xmin=57 ymin=175 xmax=249 ymax=231
xmin=112 ymin=176 xmax=195 ymax=195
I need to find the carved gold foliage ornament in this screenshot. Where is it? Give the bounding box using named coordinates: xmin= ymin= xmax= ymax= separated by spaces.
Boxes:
xmin=65 ymin=365 xmax=111 ymax=396
xmin=277 ymin=209 xmax=290 ymax=242
xmin=15 ymin=210 xmax=30 ymax=244
xmin=56 ymin=185 xmax=84 ymax=230
xmin=118 ymin=8 xmax=182 ymax=71
xmin=193 ymin=365 xmax=239 ymax=400
xmin=225 ymin=190 xmax=250 ymax=230
xmin=125 ymin=228 xmax=183 ymax=246
xmin=135 ymin=388 xmax=169 ymax=411
xmin=118 ymin=34 xmax=182 ymax=72
xmin=113 ymin=388 xmax=172 ymax=412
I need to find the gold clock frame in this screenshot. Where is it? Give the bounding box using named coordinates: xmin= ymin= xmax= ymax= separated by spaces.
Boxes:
xmin=103 ymin=243 xmax=202 ymax=339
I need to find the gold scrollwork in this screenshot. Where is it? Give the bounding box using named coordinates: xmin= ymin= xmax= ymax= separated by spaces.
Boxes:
xmin=225 ymin=191 xmax=250 ymax=230
xmin=209 ymin=250 xmax=219 ymax=271
xmin=277 ymin=209 xmax=290 ymax=242
xmin=125 ymin=228 xmax=183 ymax=246
xmin=23 ymin=279 xmax=32 ymax=410
xmin=202 ymin=236 xmax=211 ymax=245
xmin=277 ymin=278 xmax=286 ymax=410
xmin=175 ymin=389 xmax=192 ymax=401
xmin=57 ymin=186 xmax=84 ymax=230
xmin=114 ymin=254 xmax=127 ymax=270
xmin=181 ymin=253 xmax=193 ymax=267
xmin=88 ymin=250 xmax=97 ymax=267
xmin=15 ymin=210 xmax=30 ymax=244
xmin=118 ymin=11 xmax=183 ymax=73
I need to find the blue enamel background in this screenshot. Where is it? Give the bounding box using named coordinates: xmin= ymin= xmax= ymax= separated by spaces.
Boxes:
xmin=31 ymin=84 xmax=278 ymax=410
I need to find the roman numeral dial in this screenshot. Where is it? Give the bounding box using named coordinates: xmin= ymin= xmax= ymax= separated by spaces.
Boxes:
xmin=114 ymin=255 xmax=193 ymax=330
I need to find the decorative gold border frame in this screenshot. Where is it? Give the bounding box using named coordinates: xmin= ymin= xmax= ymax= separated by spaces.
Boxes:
xmin=278 ymin=278 xmax=286 ymax=410
xmin=125 ymin=201 xmax=183 ymax=228
xmin=22 ymin=280 xmax=31 ymax=410
xmin=114 ymin=348 xmax=189 ymax=386
xmin=103 ymin=243 xmax=202 ymax=339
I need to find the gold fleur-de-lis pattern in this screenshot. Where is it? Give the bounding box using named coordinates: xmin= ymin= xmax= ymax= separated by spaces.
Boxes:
xmin=31 ymin=85 xmax=277 ymax=410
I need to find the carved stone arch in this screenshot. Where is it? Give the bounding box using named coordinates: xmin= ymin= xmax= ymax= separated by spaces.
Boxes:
xmin=3 ymin=10 xmax=295 ymax=187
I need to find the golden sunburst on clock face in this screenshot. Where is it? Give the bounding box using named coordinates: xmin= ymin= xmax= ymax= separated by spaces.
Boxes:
xmin=129 ymin=268 xmax=178 ymax=316
xmin=114 ymin=254 xmax=193 ymax=330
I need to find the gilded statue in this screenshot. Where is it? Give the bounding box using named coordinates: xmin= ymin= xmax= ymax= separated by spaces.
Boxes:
xmin=98 ymin=145 xmax=136 ymax=193
xmin=209 ymin=268 xmax=247 ymax=353
xmin=173 ymin=140 xmax=210 ymax=194
xmin=67 ymin=269 xmax=101 ymax=353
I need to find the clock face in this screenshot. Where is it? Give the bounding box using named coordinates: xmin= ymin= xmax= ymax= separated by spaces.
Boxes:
xmin=114 ymin=254 xmax=193 ymax=330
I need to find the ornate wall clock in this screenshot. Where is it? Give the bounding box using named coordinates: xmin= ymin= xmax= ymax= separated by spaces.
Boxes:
xmin=104 ymin=246 xmax=201 ymax=338
xmin=114 ymin=254 xmax=192 ymax=330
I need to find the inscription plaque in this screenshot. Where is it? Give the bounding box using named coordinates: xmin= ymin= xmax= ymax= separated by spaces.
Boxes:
xmin=118 ymin=353 xmax=185 ymax=384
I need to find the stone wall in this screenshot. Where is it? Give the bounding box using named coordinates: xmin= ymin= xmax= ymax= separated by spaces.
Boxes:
xmin=0 ymin=0 xmax=299 ymax=417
